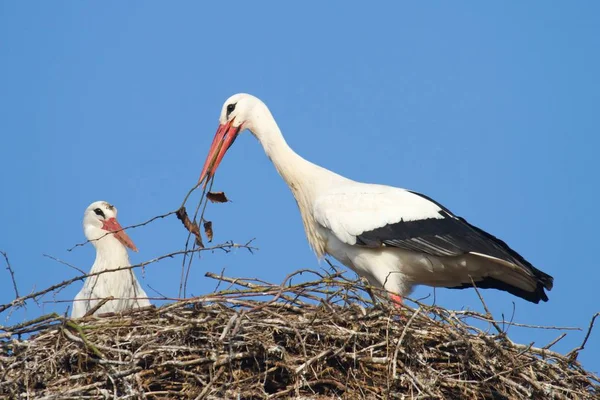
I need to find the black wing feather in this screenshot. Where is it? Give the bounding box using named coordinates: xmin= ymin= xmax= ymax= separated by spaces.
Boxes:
xmin=356 ymin=191 xmax=553 ymax=301
xmin=448 ymin=277 xmax=548 ymax=304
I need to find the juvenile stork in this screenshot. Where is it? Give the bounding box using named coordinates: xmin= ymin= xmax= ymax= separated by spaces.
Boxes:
xmin=198 ymin=94 xmax=553 ymax=304
xmin=71 ymin=201 xmax=151 ymax=318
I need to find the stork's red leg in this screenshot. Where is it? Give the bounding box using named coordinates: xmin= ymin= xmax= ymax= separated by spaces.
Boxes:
xmin=389 ymin=293 xmax=407 ymax=320
xmin=390 ymin=293 xmax=403 ymax=308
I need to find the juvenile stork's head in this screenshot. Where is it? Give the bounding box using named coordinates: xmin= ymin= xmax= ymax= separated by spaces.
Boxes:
xmin=83 ymin=201 xmax=138 ymax=252
xmin=198 ymin=93 xmax=267 ymax=185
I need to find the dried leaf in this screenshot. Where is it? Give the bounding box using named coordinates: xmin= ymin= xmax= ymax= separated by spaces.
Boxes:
xmin=207 ymin=191 xmax=229 ymax=203
xmin=203 ymin=220 xmax=213 ymax=242
xmin=176 ymin=207 xmax=204 ymax=248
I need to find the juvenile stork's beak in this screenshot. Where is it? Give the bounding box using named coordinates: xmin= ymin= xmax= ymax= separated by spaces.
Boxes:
xmin=102 ymin=218 xmax=138 ymax=252
xmin=198 ymin=119 xmax=241 ymax=186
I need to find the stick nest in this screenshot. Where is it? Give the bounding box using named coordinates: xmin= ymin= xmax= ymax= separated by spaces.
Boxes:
xmin=1 ymin=271 xmax=598 ymax=399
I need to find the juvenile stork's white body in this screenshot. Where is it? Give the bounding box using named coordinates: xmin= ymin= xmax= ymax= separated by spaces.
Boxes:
xmin=71 ymin=201 xmax=151 ymax=318
xmin=198 ymin=94 xmax=553 ymax=304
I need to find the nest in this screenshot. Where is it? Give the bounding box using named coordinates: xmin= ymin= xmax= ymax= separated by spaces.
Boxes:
xmin=1 ymin=270 xmax=598 ymax=399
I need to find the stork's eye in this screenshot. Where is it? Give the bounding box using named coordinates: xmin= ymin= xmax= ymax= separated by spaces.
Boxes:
xmin=94 ymin=208 xmax=105 ymax=218
xmin=226 ymin=103 xmax=236 ymax=118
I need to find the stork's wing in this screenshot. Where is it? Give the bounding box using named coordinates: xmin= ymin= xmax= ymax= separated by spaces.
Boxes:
xmin=313 ymin=183 xmax=553 ymax=291
xmin=313 ymin=184 xmax=443 ymax=247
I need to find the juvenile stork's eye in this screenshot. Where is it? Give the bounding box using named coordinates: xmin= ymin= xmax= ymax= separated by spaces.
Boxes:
xmin=94 ymin=208 xmax=105 ymax=218
xmin=226 ymin=103 xmax=236 ymax=118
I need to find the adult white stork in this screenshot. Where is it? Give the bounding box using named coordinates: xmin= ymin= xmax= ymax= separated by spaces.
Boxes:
xmin=198 ymin=94 xmax=553 ymax=304
xmin=71 ymin=201 xmax=151 ymax=318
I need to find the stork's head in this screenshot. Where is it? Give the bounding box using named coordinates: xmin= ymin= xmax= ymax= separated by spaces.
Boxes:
xmin=198 ymin=93 xmax=266 ymax=185
xmin=83 ymin=201 xmax=138 ymax=252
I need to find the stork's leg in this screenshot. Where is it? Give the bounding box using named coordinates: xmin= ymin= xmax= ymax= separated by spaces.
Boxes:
xmin=389 ymin=293 xmax=403 ymax=308
xmin=389 ymin=293 xmax=408 ymax=321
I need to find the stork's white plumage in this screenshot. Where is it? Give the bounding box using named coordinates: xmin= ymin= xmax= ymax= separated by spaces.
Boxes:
xmin=71 ymin=201 xmax=151 ymax=318
xmin=198 ymin=94 xmax=553 ymax=304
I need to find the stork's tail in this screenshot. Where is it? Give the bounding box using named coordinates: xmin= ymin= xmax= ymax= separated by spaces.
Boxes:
xmin=449 ymin=253 xmax=554 ymax=304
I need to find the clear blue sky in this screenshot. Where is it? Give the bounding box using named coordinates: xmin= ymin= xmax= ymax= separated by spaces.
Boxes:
xmin=1 ymin=3 xmax=598 ymax=373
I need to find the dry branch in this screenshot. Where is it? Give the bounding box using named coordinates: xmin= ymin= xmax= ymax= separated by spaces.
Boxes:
xmin=1 ymin=251 xmax=19 ymax=300
xmin=67 ymin=210 xmax=177 ymax=252
xmin=568 ymin=312 xmax=600 ymax=361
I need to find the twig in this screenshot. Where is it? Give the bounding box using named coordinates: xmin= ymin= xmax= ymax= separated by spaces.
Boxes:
xmin=568 ymin=312 xmax=600 ymax=360
xmin=194 ymin=366 xmax=224 ymax=400
xmin=64 ymin=321 xmax=105 ymax=358
xmin=67 ymin=210 xmax=177 ymax=252
xmin=392 ymin=308 xmax=421 ymax=379
xmin=82 ymin=296 xmax=114 ymax=318
xmin=0 ymin=312 xmax=61 ymax=335
xmin=442 ymin=311 xmax=581 ymax=331
xmin=295 ymin=348 xmax=333 ymax=374
xmin=501 ymin=301 xmax=516 ymax=336
xmin=469 ymin=276 xmax=504 ymax=336
xmin=1 ymin=250 xmax=20 ymax=299
xmin=179 ymin=178 xmax=212 ymax=298
xmin=146 ymin=284 xmax=169 ymax=300
xmin=182 ymin=177 xmax=215 ymax=298
xmin=179 ymin=181 xmax=202 ymax=210
xmin=543 ymin=333 xmax=567 ymax=350
xmin=43 ymin=254 xmax=86 ymax=274
xmin=295 ymin=333 xmax=355 ymax=375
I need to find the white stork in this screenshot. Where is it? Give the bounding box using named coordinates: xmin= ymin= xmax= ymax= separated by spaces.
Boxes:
xmin=71 ymin=201 xmax=151 ymax=318
xmin=198 ymin=94 xmax=553 ymax=304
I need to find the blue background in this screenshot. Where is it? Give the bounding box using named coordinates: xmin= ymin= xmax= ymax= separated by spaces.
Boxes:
xmin=1 ymin=3 xmax=598 ymax=374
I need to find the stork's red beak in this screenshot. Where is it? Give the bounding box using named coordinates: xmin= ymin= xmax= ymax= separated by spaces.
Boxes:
xmin=102 ymin=217 xmax=138 ymax=252
xmin=198 ymin=120 xmax=241 ymax=186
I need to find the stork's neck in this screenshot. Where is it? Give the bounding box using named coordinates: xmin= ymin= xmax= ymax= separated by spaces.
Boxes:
xmin=91 ymin=235 xmax=130 ymax=272
xmin=251 ymin=107 xmax=348 ymax=257
xmin=252 ymin=109 xmax=346 ymax=196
